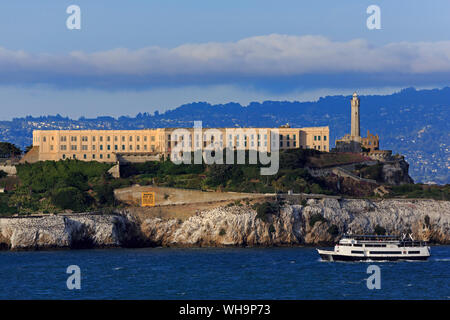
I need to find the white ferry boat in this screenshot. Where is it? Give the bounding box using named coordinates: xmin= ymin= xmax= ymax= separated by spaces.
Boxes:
xmin=317 ymin=234 xmax=430 ymax=261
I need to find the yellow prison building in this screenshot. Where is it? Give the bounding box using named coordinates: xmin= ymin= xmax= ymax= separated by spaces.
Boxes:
xmin=25 ymin=126 xmax=329 ymax=163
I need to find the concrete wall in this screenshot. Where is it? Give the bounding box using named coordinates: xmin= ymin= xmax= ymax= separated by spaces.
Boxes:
xmin=114 ymin=186 xmax=266 ymax=206
xmin=107 ymin=164 xmax=120 ymax=178
xmin=331 ymin=167 xmax=377 ymax=184
xmin=361 ymin=150 xmax=393 ymax=161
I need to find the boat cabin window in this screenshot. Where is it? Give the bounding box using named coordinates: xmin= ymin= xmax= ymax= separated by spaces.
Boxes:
xmin=370 ymin=251 xmax=402 ymax=254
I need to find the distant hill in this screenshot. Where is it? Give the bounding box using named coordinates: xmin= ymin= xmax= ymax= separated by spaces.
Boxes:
xmin=0 ymin=87 xmax=448 ymax=184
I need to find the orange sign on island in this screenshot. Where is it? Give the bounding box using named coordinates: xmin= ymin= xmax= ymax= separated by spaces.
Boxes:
xmin=141 ymin=192 xmax=156 ymax=207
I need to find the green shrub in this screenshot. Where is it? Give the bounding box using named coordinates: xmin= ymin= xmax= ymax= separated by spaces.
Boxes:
xmin=109 ymin=178 xmax=132 ymax=189
xmin=374 ymin=225 xmax=386 ymax=235
xmin=0 ymin=194 xmax=15 ymax=215
xmin=51 ymin=187 xmax=90 ymax=212
xmin=16 ymin=160 xmax=111 ymax=193
xmin=327 ymin=224 xmax=339 ymax=236
xmin=184 ymin=178 xmax=203 ymax=190
xmin=93 ymin=184 xmax=115 ymax=206
xmin=219 ymin=228 xmax=226 ymax=236
xmin=0 ymin=142 xmax=22 ymax=157
xmin=310 ymin=183 xmax=324 ymax=194
xmin=389 ymin=184 xmax=449 ymax=201
xmin=359 ymin=163 xmax=384 ymax=182
xmin=309 ymin=213 xmax=327 ymax=227
xmin=255 ymin=201 xmax=279 ymax=222
xmin=391 ymin=184 xmax=422 ymax=194
xmin=7 ymin=187 xmax=38 ymax=214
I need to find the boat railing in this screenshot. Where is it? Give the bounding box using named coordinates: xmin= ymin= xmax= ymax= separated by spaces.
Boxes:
xmin=341 ymin=235 xmax=427 ymax=247
xmin=399 ymin=241 xmax=427 ymax=247
xmin=342 ymin=234 xmax=400 ymax=241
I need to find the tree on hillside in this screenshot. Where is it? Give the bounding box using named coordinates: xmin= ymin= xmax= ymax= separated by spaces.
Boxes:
xmin=8 ymin=186 xmax=35 ymax=213
xmin=51 ymin=187 xmax=91 ymax=212
xmin=0 ymin=142 xmax=22 ymax=158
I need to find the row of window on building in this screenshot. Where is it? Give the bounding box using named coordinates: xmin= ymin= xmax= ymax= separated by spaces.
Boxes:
xmin=168 ymin=133 xmax=270 ymax=141
xmin=314 ymin=135 xmax=327 ymax=141
xmin=41 ymin=133 xmax=327 ymax=145
xmin=169 ymin=140 xmax=270 ymax=148
xmin=57 ymin=144 xmax=157 ymax=152
xmin=168 ymin=133 xmax=326 ymax=142
xmin=62 ymin=153 xmax=112 ymax=160
xmin=42 ymin=135 xmax=157 ymax=143
xmin=52 ymin=141 xmax=325 ymax=152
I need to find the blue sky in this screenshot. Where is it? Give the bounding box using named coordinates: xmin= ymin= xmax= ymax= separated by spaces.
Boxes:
xmin=0 ymin=0 xmax=449 ymax=119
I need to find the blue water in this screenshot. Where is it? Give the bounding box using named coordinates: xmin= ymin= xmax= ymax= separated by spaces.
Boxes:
xmin=0 ymin=246 xmax=449 ymax=299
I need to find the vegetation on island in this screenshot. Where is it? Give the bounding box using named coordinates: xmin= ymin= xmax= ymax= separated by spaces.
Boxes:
xmin=309 ymin=213 xmax=328 ymax=227
xmin=254 ymin=201 xmax=281 ymax=223
xmin=0 ymin=144 xmax=449 ymax=216
xmin=0 ymin=142 xmax=22 ymax=158
xmin=388 ymin=184 xmax=450 ymax=200
xmin=121 ymin=149 xmax=334 ymax=195
xmin=1 ymin=160 xmax=117 ymax=215
xmin=374 ymin=225 xmax=387 ymax=235
xmin=354 ymin=163 xmax=384 ymax=182
xmin=327 ymin=224 xmax=340 ymax=236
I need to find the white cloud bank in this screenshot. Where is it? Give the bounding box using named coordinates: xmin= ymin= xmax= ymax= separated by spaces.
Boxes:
xmin=0 ymin=34 xmax=450 ymax=88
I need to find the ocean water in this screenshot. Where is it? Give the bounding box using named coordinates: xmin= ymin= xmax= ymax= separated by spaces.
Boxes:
xmin=0 ymin=246 xmax=449 ymax=300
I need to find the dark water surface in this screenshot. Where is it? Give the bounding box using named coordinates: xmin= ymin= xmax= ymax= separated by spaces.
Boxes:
xmin=0 ymin=246 xmax=449 ymax=299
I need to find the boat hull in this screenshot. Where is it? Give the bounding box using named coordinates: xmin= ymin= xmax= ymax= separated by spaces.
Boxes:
xmin=319 ymin=252 xmax=429 ymax=262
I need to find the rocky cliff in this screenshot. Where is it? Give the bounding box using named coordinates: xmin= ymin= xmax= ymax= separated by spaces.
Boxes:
xmin=0 ymin=214 xmax=142 ymax=250
xmin=139 ymin=198 xmax=449 ymax=246
xmin=381 ymin=159 xmax=414 ymax=185
xmin=0 ymin=199 xmax=449 ymax=250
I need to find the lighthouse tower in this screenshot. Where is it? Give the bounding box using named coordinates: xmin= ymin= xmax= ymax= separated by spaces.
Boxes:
xmin=350 ymin=92 xmax=360 ymax=140
xmin=335 ymin=91 xmax=382 ymax=153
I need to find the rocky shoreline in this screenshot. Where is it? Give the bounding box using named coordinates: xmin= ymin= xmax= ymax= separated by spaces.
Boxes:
xmin=0 ymin=198 xmax=449 ymax=250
